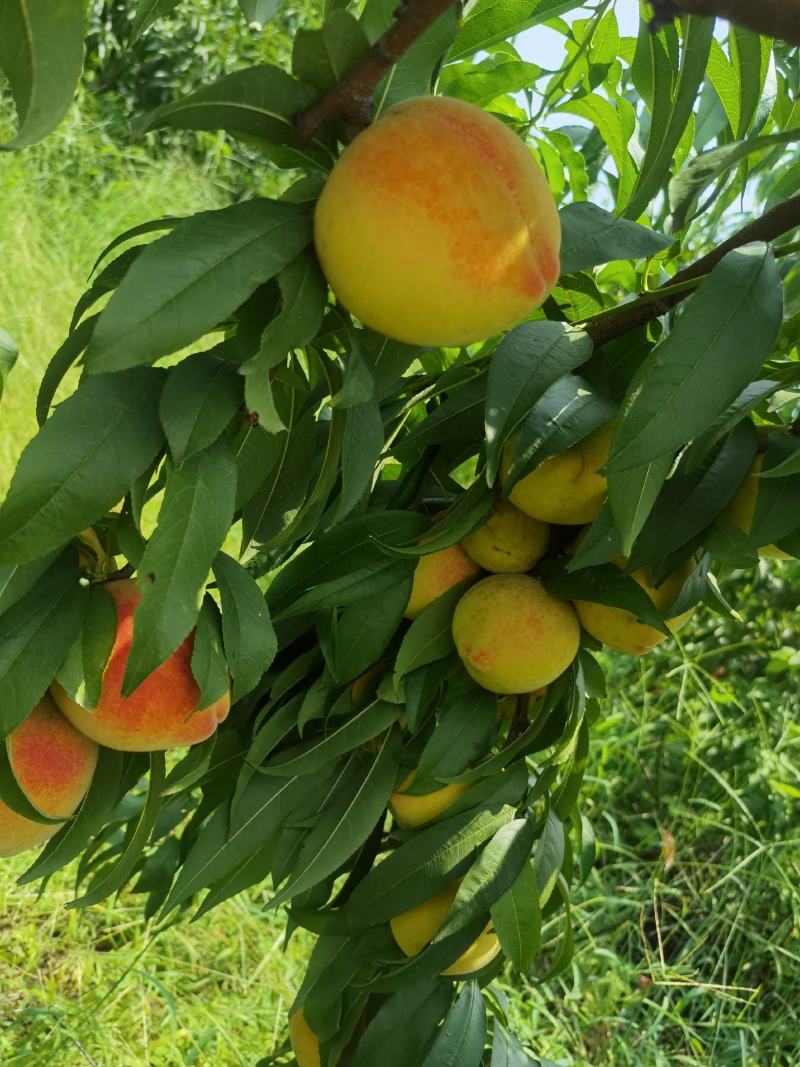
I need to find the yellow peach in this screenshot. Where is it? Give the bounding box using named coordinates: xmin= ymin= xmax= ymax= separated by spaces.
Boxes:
xmin=404 ymin=544 xmax=481 ymax=620
xmin=725 ymin=454 xmax=793 ymax=560
xmin=462 ymin=499 xmax=549 ymax=573
xmin=51 ymin=580 xmax=230 ymax=752
xmin=389 ymin=770 xmax=471 ymax=829
xmin=289 ymin=1009 xmax=321 ymax=1067
xmin=314 ymin=96 xmax=560 ymax=347
xmin=574 ymin=557 xmax=695 ymax=655
xmin=501 ymin=421 xmax=615 ymax=526
xmin=453 ymin=574 xmax=579 ymax=694
xmin=0 ymin=696 xmax=98 ymax=857
xmin=390 ymin=882 xmax=501 ymax=977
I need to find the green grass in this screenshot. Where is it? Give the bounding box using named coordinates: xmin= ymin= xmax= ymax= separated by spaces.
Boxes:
xmin=1 ymin=110 xmax=799 ymax=1067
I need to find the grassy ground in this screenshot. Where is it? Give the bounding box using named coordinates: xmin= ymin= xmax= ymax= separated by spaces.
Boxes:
xmin=1 ymin=115 xmax=799 ymax=1067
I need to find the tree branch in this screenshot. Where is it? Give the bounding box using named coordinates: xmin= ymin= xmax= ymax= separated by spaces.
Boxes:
xmin=586 ymin=194 xmax=800 ymax=347
xmin=294 ymin=0 xmax=458 ymax=146
xmin=650 ymin=0 xmax=800 ymax=45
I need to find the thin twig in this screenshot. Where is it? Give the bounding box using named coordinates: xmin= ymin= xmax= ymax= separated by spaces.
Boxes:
xmin=586 ymin=194 xmax=800 ymax=347
xmin=294 ymin=0 xmax=458 ymax=146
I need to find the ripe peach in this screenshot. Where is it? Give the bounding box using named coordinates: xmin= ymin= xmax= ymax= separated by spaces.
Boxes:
xmin=462 ymin=499 xmax=549 ymax=573
xmin=314 ymin=96 xmax=560 ymax=347
xmin=573 ymin=558 xmax=695 ymax=655
xmin=0 ymin=696 xmax=98 ymax=857
xmin=50 ymin=580 xmax=230 ymax=752
xmin=453 ymin=574 xmax=579 ymax=694
xmin=390 ymin=881 xmax=501 ymax=976
xmin=725 ymin=455 xmax=793 ymax=560
xmin=289 ymin=1009 xmax=320 ymax=1067
xmin=501 ymin=421 xmax=615 ymax=526
xmin=404 ymin=545 xmax=481 ymax=620
xmin=389 ymin=770 xmax=471 ymax=830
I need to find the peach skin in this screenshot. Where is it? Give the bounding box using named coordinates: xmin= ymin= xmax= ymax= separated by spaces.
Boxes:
xmin=404 ymin=544 xmax=481 ymax=620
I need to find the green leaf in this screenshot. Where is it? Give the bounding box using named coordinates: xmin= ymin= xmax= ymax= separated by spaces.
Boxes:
xmin=505 ymin=375 xmax=616 ymax=493
xmin=420 ymin=981 xmax=486 ymax=1067
xmin=242 ymin=251 xmax=328 ymax=377
xmin=55 ymin=583 xmax=117 ymax=710
xmin=270 ymin=734 xmax=400 ymax=907
xmin=292 ymin=10 xmax=369 ymax=92
xmin=448 ymin=0 xmax=581 ymax=60
xmin=333 ymin=395 xmax=385 ymax=524
xmin=757 ymin=443 xmax=800 ymax=479
xmin=608 ymin=455 xmax=673 ymax=557
xmin=17 ymin=748 xmax=125 ymax=884
xmin=130 ymin=0 xmax=180 ymax=42
xmin=538 ymin=559 xmax=670 ymax=636
xmin=212 ymin=552 xmax=276 ymax=701
xmin=624 ymin=16 xmax=715 ymax=219
xmin=263 ymin=701 xmax=399 ymax=777
xmin=69 ymin=753 xmax=166 ymax=908
xmin=0 ymin=551 xmax=61 ymax=620
xmin=0 ymin=557 xmax=88 ymax=740
xmin=0 ymin=369 xmax=165 ymax=563
xmin=123 ymin=438 xmax=237 ymax=693
xmin=557 ymin=94 xmax=636 ymax=209
xmin=411 ymin=689 xmax=497 ymax=795
xmin=320 ymin=576 xmax=411 ymax=684
xmin=393 ymin=580 xmax=472 ymax=686
xmin=0 ymin=327 xmax=18 ymax=405
xmin=441 ymin=58 xmax=540 ymax=108
xmin=491 ymin=1021 xmax=536 ymax=1066
xmin=607 ymin=246 xmax=783 ymax=475
xmin=35 ymin=314 xmax=98 ymax=426
xmin=626 ymin=421 xmax=758 ymax=570
xmin=532 ymin=807 xmax=565 ymax=906
xmin=485 ymin=322 xmax=593 ymax=484
xmin=134 ymin=66 xmax=328 ymax=169
xmin=436 ymin=818 xmax=536 ymax=940
xmin=490 ymin=860 xmax=540 ymax=974
xmin=190 ymin=598 xmax=230 ymax=710
xmin=85 ymin=200 xmax=313 ymax=374
xmin=559 ymin=203 xmax=672 ymax=275
xmin=266 ymin=511 xmax=428 ymax=614
xmin=349 ymin=980 xmax=454 ymax=1067
xmin=565 ymin=504 xmax=619 ymax=572
xmin=240 ymin=391 xmax=315 ymax=550
xmin=238 ymin=0 xmax=280 ymax=28
xmin=669 ymin=128 xmax=800 ymax=230
xmin=731 ymin=28 xmax=773 ymax=138
xmin=346 ymin=805 xmax=515 ymax=926
xmin=0 ymin=0 xmax=84 ymax=149
xmin=160 ymin=352 xmax=243 ymax=465
xmin=376 ymin=482 xmax=495 ymax=559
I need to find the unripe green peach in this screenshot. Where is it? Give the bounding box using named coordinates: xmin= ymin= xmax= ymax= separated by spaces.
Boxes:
xmin=314 ymin=96 xmax=560 ymax=347
xmin=404 ymin=545 xmax=481 ymax=620
xmin=501 ymin=421 xmax=615 ymax=526
xmin=0 ymin=696 xmax=98 ymax=857
xmin=462 ymin=499 xmax=549 ymax=573
xmin=453 ymin=574 xmax=580 ymax=694
xmin=574 ymin=557 xmax=695 ymax=655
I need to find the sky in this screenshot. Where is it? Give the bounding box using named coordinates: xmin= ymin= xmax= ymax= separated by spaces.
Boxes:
xmin=516 ymin=0 xmax=641 ymax=67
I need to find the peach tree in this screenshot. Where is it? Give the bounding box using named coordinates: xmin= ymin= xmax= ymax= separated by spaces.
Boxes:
xmin=2 ymin=1 xmax=800 ymax=1063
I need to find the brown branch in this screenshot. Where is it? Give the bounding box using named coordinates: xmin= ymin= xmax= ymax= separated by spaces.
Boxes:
xmin=294 ymin=0 xmax=458 ymax=146
xmin=586 ymin=193 xmax=800 ymax=347
xmin=650 ymin=0 xmax=800 ymax=45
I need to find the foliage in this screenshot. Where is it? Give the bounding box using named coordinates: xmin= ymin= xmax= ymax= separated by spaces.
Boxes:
xmin=1 ymin=1 xmax=800 ymax=1064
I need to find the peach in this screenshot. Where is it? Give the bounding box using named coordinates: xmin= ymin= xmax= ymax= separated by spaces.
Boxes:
xmin=314 ymin=96 xmax=560 ymax=347
xmin=50 ymin=580 xmax=230 ymax=752
xmin=289 ymin=1009 xmax=321 ymax=1067
xmin=453 ymin=575 xmax=579 ymax=694
xmin=389 ymin=770 xmax=472 ymax=830
xmin=404 ymin=544 xmax=481 ymax=620
xmin=501 ymin=421 xmax=615 ymax=526
xmin=574 ymin=557 xmax=695 ymax=655
xmin=725 ymin=455 xmax=793 ymax=560
xmin=0 ymin=696 xmax=98 ymax=857
xmin=462 ymin=499 xmax=549 ymax=573
xmin=390 ymin=881 xmax=501 ymax=977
